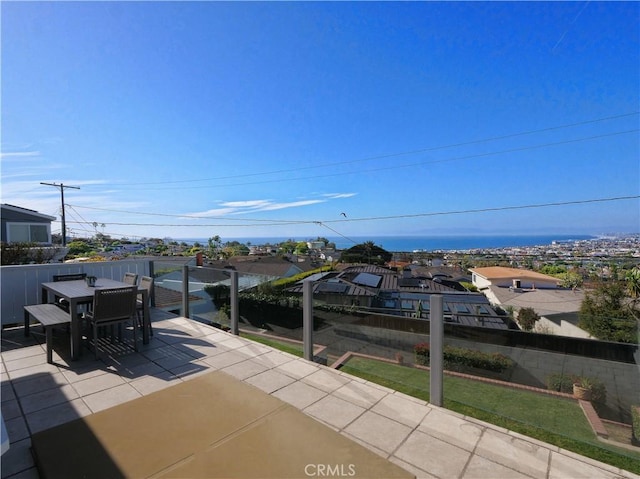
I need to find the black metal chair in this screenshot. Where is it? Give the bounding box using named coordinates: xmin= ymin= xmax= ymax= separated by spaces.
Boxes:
xmin=84 ymin=286 xmax=138 ymax=359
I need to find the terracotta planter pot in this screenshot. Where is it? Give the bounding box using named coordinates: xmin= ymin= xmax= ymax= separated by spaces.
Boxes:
xmin=573 ymin=384 xmax=592 ymax=401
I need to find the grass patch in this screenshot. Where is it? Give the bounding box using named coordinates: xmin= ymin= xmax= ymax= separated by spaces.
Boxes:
xmin=341 ymin=356 xmax=640 ymax=474
xmin=240 ymin=332 xmax=304 ymax=357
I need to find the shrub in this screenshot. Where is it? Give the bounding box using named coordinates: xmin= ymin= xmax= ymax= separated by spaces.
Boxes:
xmin=413 ymin=343 xmax=513 ymax=372
xmin=546 ymin=373 xmax=574 ymax=394
xmin=545 ymin=373 xmax=607 ymax=403
xmin=518 ymin=307 xmax=540 ymax=332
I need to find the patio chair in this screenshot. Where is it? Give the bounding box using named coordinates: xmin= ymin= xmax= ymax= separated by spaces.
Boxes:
xmin=52 ymin=273 xmax=89 ymax=313
xmin=123 ymin=272 xmax=138 ymax=285
xmin=84 ymin=286 xmax=138 ymax=359
xmin=136 ymin=276 xmax=154 ymax=336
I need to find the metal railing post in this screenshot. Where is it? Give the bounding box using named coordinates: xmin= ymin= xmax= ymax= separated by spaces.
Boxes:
xmin=430 ymin=294 xmax=444 ymax=406
xmin=182 ymin=265 xmax=190 ymax=318
xmin=230 ymin=270 xmax=239 ymax=335
xmin=148 ymin=260 xmax=155 ymax=307
xmin=303 ymin=280 xmax=314 ymax=361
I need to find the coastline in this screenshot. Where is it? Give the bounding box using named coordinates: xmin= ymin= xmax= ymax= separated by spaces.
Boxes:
xmin=176 ymin=234 xmax=607 ymax=252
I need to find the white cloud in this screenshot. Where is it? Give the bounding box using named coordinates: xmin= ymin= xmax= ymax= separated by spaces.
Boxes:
xmin=221 ymin=200 xmax=272 ymax=208
xmin=182 ymin=207 xmax=240 ymax=218
xmin=253 ymin=199 xmax=325 ymax=211
xmin=322 ymin=192 xmax=357 ymax=199
xmin=185 ymin=192 xmax=354 ymax=218
xmin=0 ymin=151 xmax=41 ymax=160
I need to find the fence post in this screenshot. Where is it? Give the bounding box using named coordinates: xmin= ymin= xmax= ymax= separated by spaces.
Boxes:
xmin=430 ymin=294 xmax=444 ymax=406
xmin=303 ymin=280 xmax=314 ymax=361
xmin=182 ymin=265 xmax=190 ymax=319
xmin=230 ymin=270 xmax=239 ymax=335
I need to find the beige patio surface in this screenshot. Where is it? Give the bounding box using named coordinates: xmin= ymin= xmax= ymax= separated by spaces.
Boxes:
xmin=1 ymin=310 xmax=637 ymax=479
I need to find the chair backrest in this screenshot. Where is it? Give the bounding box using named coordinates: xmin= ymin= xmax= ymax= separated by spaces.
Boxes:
xmin=138 ymin=276 xmax=154 ymax=305
xmin=123 ymin=272 xmax=138 ymax=285
xmin=53 ymin=273 xmax=87 ymax=282
xmin=92 ymin=287 xmax=138 ymax=323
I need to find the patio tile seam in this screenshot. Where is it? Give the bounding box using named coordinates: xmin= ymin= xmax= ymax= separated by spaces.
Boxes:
xmin=457 ymin=426 xmax=497 ymax=479
xmin=358 ymin=414 xmax=423 ymax=461
xmin=2 ymin=380 xmax=33 ymax=442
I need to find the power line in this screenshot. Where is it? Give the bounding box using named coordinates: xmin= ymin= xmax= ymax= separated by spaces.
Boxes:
xmin=63 ymin=195 xmax=640 ymax=229
xmin=103 ymin=111 xmax=639 ymax=187
xmin=320 ymin=195 xmax=640 ymax=224
xmin=313 ymin=221 xmax=360 ymax=246
xmin=99 ymin=128 xmax=639 ymax=191
xmin=66 ymin=204 xmax=303 ymax=222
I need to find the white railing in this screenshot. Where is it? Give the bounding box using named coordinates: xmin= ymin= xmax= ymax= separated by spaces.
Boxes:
xmin=0 ymin=260 xmax=151 ymax=325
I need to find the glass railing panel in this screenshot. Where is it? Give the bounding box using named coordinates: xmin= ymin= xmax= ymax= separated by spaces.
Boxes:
xmin=323 ymin=295 xmax=640 ymax=471
xmin=148 ymin=260 xmax=639 ymax=471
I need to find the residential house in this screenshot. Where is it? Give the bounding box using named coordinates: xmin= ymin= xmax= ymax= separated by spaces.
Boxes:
xmin=287 ymin=264 xmax=507 ymax=329
xmin=1 ymin=204 xmax=55 ymax=244
xmin=470 ymin=266 xmax=559 ymax=290
xmin=470 ymin=266 xmax=589 ymax=338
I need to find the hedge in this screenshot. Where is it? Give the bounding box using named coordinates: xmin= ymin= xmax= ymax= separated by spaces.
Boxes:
xmin=414 ymin=342 xmax=514 ymax=373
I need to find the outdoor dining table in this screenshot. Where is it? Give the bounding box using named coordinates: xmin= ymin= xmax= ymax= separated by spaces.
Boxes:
xmin=38 ymin=278 xmax=150 ymax=360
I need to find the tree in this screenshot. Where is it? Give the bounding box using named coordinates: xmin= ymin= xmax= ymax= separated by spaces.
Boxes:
xmin=222 ymin=241 xmax=249 ymax=258
xmin=208 ymin=235 xmax=222 ymax=258
xmin=557 ymin=271 xmax=583 ymax=290
xmin=294 ymin=241 xmax=309 ymax=255
xmin=517 ymin=307 xmax=540 ymax=332
xmin=578 ymin=280 xmax=638 ymax=343
xmin=340 ymin=242 xmax=392 ymax=264
xmin=67 ymin=240 xmax=92 ymax=256
xmin=626 ymin=267 xmax=640 ymax=301
xmin=625 ymin=267 xmax=640 ymax=341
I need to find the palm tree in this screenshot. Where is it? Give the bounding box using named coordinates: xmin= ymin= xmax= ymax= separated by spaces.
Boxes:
xmin=626 ymin=267 xmax=640 ymax=299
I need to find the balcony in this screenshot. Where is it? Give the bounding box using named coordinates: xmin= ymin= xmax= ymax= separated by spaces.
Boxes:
xmin=1 ymin=261 xmax=638 ymax=478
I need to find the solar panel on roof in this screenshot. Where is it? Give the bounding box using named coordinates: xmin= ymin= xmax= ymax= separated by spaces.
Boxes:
xmin=353 ymin=272 xmax=382 ymax=288
xmin=316 ymin=282 xmax=349 ymax=294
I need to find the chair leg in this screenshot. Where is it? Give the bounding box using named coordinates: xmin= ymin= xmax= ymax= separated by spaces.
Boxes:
xmin=93 ymin=323 xmax=99 ymax=360
xmin=133 ymin=318 xmax=138 ymax=352
xmin=137 ymin=310 xmax=153 ymax=337
xmin=45 ymin=327 xmax=53 ymax=364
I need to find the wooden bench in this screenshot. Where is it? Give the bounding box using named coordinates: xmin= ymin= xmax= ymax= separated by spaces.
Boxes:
xmin=24 ymin=304 xmax=72 ymax=364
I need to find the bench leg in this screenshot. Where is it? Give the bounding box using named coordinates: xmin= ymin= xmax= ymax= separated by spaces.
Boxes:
xmin=45 ymin=327 xmax=53 ymax=364
xmin=24 ymin=310 xmax=30 ymax=337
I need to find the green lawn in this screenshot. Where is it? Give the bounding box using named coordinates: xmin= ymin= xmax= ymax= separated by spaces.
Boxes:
xmin=240 ymin=332 xmax=304 ymax=357
xmin=340 ymin=356 xmax=640 ymax=474
xmin=238 ymin=335 xmax=640 ymax=474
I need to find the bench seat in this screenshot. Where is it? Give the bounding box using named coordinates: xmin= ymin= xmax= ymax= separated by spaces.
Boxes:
xmin=24 ymin=304 xmax=72 ymax=364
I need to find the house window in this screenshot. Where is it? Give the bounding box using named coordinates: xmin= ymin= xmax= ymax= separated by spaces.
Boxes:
xmin=7 ymin=223 xmax=50 ymax=244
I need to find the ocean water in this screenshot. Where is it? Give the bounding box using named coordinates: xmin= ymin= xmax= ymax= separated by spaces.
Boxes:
xmin=180 ymin=234 xmax=595 ymax=252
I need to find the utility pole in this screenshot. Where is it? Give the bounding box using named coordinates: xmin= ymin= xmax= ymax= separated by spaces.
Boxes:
xmin=40 ymin=182 xmax=80 ymax=246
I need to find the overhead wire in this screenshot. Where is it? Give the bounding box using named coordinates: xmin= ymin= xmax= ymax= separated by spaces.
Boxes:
xmin=63 ymin=195 xmax=640 ymax=229
xmin=100 ymin=129 xmax=639 ymax=191
xmin=104 ymin=112 xmax=639 ymax=187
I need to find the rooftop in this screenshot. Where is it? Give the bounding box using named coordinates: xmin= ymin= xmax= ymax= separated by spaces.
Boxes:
xmin=2 ymin=308 xmax=635 ymax=479
xmin=470 ymin=267 xmax=559 ymax=282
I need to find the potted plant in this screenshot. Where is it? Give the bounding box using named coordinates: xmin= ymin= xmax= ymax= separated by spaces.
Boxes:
xmin=572 ymin=376 xmax=593 ymax=401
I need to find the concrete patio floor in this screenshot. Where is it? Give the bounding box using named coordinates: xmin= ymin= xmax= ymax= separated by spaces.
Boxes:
xmin=1 ymin=310 xmax=637 ymax=479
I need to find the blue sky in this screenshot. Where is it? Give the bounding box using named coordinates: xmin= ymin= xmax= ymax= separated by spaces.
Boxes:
xmin=2 ymin=1 xmax=638 ymax=242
